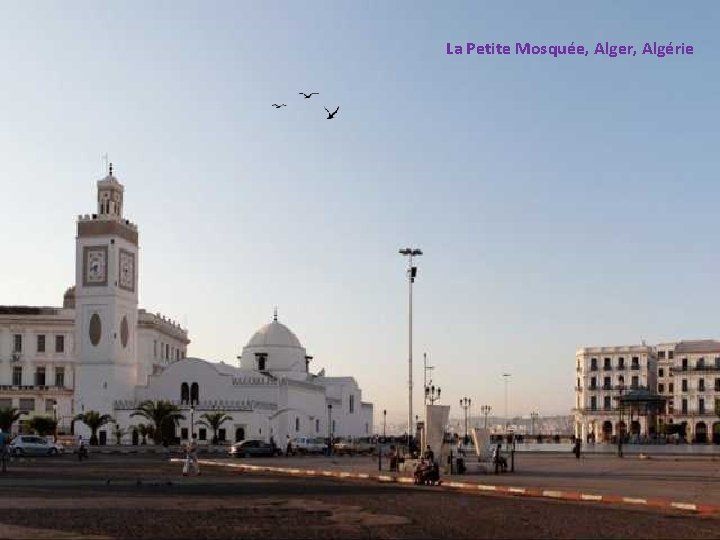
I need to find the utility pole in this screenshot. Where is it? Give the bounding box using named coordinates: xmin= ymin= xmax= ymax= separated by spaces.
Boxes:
xmin=503 ymin=373 xmax=511 ymax=433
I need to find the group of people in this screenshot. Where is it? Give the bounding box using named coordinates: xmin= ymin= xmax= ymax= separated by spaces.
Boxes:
xmin=413 ymin=445 xmax=441 ymax=485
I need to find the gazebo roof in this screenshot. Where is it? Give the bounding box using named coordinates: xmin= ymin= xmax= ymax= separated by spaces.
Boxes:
xmin=617 ymin=388 xmax=667 ymax=405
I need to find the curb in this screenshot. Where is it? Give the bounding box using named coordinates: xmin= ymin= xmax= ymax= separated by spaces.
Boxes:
xmin=189 ymin=459 xmax=720 ymax=516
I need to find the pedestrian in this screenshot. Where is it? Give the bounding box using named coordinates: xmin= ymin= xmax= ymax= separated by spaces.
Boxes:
xmin=492 ymin=443 xmax=507 ymax=473
xmin=286 ymin=437 xmax=293 ymax=457
xmin=78 ymin=436 xmax=87 ymax=462
xmin=0 ymin=429 xmax=8 ymax=473
xmin=424 ymin=445 xmax=434 ymax=463
xmin=573 ymin=439 xmax=581 ymax=459
xmin=183 ymin=437 xmax=199 ymax=476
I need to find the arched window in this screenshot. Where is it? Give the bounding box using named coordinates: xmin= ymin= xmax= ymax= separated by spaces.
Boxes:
xmin=190 ymin=382 xmax=199 ymax=405
xmin=180 ymin=382 xmax=189 ymax=404
xmin=295 ymin=417 xmax=300 ymax=432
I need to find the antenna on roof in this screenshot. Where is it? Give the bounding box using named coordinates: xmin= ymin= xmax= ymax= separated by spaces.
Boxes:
xmin=273 ymin=306 xmax=278 ymax=321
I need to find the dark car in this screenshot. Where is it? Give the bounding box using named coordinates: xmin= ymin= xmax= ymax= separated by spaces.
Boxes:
xmin=228 ymin=439 xmax=280 ymax=458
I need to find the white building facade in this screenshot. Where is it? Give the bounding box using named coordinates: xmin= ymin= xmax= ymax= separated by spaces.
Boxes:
xmin=574 ymin=341 xmax=720 ymax=444
xmin=0 ymin=168 xmax=373 ymax=445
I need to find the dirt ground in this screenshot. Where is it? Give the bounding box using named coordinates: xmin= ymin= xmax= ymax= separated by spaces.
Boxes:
xmin=0 ymin=455 xmax=718 ymax=539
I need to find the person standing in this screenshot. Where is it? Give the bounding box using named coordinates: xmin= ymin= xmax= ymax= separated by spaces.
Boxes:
xmin=573 ymin=439 xmax=581 ymax=459
xmin=183 ymin=438 xmax=199 ymax=476
xmin=0 ymin=429 xmax=7 ymax=473
xmin=78 ymin=435 xmax=87 ymax=462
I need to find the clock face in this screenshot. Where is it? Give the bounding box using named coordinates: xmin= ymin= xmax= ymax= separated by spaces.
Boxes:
xmin=83 ymin=246 xmax=108 ymax=286
xmin=118 ymin=249 xmax=135 ymax=292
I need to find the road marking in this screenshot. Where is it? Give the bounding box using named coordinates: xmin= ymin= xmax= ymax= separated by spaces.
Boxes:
xmin=623 ymin=497 xmax=647 ymax=505
xmin=542 ymin=490 xmax=563 ymax=498
xmin=508 ymin=488 xmax=526 ymax=494
xmin=671 ymin=502 xmax=697 ymax=511
xmin=476 ymin=485 xmax=497 ymax=491
xmin=581 ymin=494 xmax=603 ymax=501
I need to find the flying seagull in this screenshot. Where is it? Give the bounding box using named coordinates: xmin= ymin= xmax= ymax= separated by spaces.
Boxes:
xmin=299 ymin=92 xmax=319 ymax=99
xmin=324 ymin=106 xmax=339 ymax=119
xmin=272 ymin=104 xmax=286 ymax=108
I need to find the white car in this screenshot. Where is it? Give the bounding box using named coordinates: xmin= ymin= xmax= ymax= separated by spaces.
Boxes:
xmin=10 ymin=435 xmax=63 ymax=457
xmin=292 ymin=437 xmax=325 ymax=455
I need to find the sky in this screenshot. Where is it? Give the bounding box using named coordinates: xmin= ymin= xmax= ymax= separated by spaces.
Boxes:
xmin=0 ymin=1 xmax=718 ymax=424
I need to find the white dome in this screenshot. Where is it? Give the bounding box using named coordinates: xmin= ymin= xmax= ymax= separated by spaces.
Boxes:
xmin=246 ymin=320 xmax=303 ymax=349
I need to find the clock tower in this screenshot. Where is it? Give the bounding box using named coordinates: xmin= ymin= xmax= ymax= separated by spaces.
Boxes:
xmin=74 ymin=164 xmax=139 ymax=422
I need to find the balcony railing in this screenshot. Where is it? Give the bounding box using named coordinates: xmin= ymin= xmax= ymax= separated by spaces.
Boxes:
xmin=630 ymin=365 xmax=640 ymax=371
xmin=603 ymin=366 xmax=612 ymax=371
xmin=667 ymin=409 xmax=713 ymax=416
xmin=0 ymin=385 xmax=72 ymax=393
xmin=671 ymin=366 xmax=720 ymax=374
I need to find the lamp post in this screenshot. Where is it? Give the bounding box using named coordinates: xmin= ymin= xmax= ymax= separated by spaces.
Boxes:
xmin=530 ymin=409 xmax=539 ymax=435
xmin=327 ymin=404 xmax=333 ymax=456
xmin=425 ymin=385 xmax=441 ymax=405
xmin=480 ymin=405 xmax=492 ymax=430
xmin=399 ymin=247 xmax=422 ymax=451
xmin=190 ymin=406 xmax=195 ymax=440
xmin=503 ymin=373 xmax=511 ymax=433
xmin=383 ymin=409 xmax=387 ymax=439
xmin=460 ymin=397 xmax=471 ymax=443
xmin=52 ymin=401 xmax=58 ymax=443
xmin=617 ymin=382 xmax=625 ymax=458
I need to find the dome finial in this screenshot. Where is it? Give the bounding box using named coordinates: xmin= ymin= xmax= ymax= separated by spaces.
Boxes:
xmin=273 ymin=306 xmax=278 ymax=322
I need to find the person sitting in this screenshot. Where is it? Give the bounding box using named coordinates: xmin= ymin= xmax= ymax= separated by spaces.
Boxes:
xmin=414 ymin=458 xmax=428 ymax=485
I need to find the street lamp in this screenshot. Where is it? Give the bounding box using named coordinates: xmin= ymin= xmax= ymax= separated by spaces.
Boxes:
xmin=52 ymin=401 xmax=58 ymax=442
xmin=530 ymin=409 xmax=539 ymax=435
xmin=460 ymin=397 xmax=471 ymax=443
xmin=383 ymin=409 xmax=387 ymax=439
xmin=327 ymin=404 xmax=333 ymax=456
xmin=617 ymin=382 xmax=625 ymax=458
xmin=503 ymin=373 xmax=511 ymax=432
xmin=190 ymin=406 xmax=195 ymax=440
xmin=399 ymin=247 xmax=422 ymax=450
xmin=425 ymin=385 xmax=441 ymax=404
xmin=480 ymin=405 xmax=492 ymax=430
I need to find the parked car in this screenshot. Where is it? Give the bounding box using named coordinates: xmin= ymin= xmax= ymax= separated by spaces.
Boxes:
xmin=292 ymin=437 xmax=325 ymax=455
xmin=10 ymin=435 xmax=63 ymax=457
xmin=334 ymin=437 xmax=376 ymax=456
xmin=228 ymin=439 xmax=281 ymax=458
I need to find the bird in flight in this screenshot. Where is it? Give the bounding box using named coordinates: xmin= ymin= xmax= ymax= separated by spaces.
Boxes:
xmin=299 ymin=92 xmax=319 ymax=99
xmin=272 ymin=104 xmax=286 ymax=108
xmin=324 ymin=106 xmax=339 ymax=119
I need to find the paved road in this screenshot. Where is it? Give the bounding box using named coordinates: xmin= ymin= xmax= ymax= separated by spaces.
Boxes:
xmin=0 ymin=456 xmax=718 ymax=539
xmin=213 ymin=452 xmax=720 ymax=505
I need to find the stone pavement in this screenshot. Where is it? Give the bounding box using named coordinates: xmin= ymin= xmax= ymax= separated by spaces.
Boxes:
xmin=205 ymin=452 xmax=720 ymax=509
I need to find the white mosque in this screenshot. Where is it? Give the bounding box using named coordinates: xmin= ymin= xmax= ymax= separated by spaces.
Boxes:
xmin=0 ymin=167 xmax=373 ymax=445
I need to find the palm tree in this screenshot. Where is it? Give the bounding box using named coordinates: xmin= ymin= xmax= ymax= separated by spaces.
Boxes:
xmin=199 ymin=412 xmax=232 ymax=444
xmin=130 ymin=400 xmax=184 ymax=445
xmin=74 ymin=411 xmax=114 ymax=445
xmin=0 ymin=407 xmax=20 ymax=433
xmin=113 ymin=425 xmax=125 ymax=445
xmin=27 ymin=416 xmax=57 ymax=438
xmin=136 ymin=424 xmax=153 ymax=445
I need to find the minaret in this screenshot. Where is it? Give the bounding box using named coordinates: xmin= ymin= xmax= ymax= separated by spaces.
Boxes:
xmin=74 ymin=164 xmax=139 ymax=432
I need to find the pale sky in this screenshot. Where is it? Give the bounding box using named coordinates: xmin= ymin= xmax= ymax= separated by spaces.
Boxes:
xmin=1 ymin=1 xmax=718 ymax=424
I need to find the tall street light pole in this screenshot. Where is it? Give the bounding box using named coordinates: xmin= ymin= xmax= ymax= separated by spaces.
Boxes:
xmin=383 ymin=409 xmax=387 ymax=439
xmin=480 ymin=405 xmax=492 ymax=430
xmin=460 ymin=397 xmax=471 ymax=443
xmin=399 ymin=247 xmax=422 ymax=450
xmin=503 ymin=373 xmax=511 ymax=433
